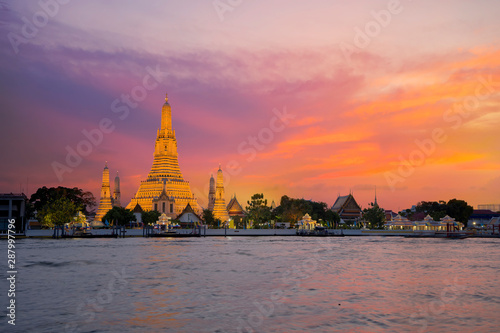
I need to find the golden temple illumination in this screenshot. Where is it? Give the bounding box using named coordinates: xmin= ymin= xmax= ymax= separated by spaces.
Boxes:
xmin=94 ymin=162 xmax=114 ymax=222
xmin=126 ymin=94 xmax=200 ymax=214
xmin=211 ymin=165 xmax=230 ymax=222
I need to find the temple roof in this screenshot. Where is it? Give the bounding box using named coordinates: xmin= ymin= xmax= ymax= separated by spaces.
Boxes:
xmin=227 ymin=195 xmax=246 ymax=215
xmin=177 ymin=203 xmax=202 ymax=221
xmin=133 ymin=203 xmax=143 ymax=213
xmin=331 ymin=194 xmax=361 ymax=213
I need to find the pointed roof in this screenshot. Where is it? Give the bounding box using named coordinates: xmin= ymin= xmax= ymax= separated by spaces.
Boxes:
xmin=440 ymin=215 xmax=456 ymax=222
xmin=181 ymin=203 xmax=195 ymax=214
xmin=133 ymin=203 xmax=143 ymax=213
xmin=155 ymin=180 xmax=173 ymax=201
xmin=177 ymin=203 xmax=202 ymax=221
xmin=227 ymin=195 xmax=246 ymax=215
xmin=332 ymin=195 xmax=351 ymax=210
xmin=331 ymin=194 xmax=362 ymax=216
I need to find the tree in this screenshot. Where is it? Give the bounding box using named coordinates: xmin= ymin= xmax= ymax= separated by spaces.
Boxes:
xmin=276 ymin=196 xmax=341 ymax=227
xmin=446 ymin=199 xmax=473 ymax=225
xmin=414 ymin=199 xmax=473 ymax=225
xmin=362 ymin=203 xmax=386 ymax=229
xmin=102 ymin=207 xmax=136 ymax=226
xmin=323 ymin=210 xmax=340 ymax=228
xmin=39 ymin=197 xmax=79 ymax=228
xmin=202 ymin=209 xmax=216 ymax=228
xmin=142 ymin=210 xmax=161 ymax=225
xmin=246 ymin=193 xmax=271 ymax=228
xmin=30 ymin=186 xmax=96 ymax=217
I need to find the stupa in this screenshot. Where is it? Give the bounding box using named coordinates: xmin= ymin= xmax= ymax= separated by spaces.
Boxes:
xmin=212 ymin=165 xmax=230 ymax=222
xmin=113 ymin=171 xmax=121 ymax=207
xmin=126 ymin=93 xmax=199 ymax=215
xmin=94 ymin=162 xmax=113 ymax=222
xmin=208 ymin=174 xmax=215 ymax=211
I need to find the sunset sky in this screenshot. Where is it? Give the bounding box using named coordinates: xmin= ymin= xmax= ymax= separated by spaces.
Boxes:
xmin=1 ymin=0 xmax=499 ymax=211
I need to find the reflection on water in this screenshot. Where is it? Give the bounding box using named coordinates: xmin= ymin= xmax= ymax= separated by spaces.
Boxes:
xmin=1 ymin=237 xmax=499 ymax=332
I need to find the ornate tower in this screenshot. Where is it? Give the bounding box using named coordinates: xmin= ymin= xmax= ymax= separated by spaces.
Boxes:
xmin=113 ymin=171 xmax=121 ymax=207
xmin=212 ymin=165 xmax=229 ymax=222
xmin=208 ymin=174 xmax=215 ymax=211
xmin=126 ymin=93 xmax=199 ymax=215
xmin=94 ymin=162 xmax=114 ymax=222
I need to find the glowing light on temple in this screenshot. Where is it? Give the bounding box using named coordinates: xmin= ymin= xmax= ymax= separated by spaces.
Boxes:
xmin=126 ymin=93 xmax=199 ymax=214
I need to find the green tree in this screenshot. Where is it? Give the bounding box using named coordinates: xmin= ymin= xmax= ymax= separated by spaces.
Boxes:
xmin=362 ymin=203 xmax=386 ymax=229
xmin=202 ymin=209 xmax=217 ymax=228
xmin=102 ymin=207 xmax=136 ymax=226
xmin=39 ymin=197 xmax=79 ymax=228
xmin=323 ymin=210 xmax=340 ymax=228
xmin=30 ymin=186 xmax=95 ymax=217
xmin=278 ymin=195 xmax=310 ymax=225
xmin=414 ymin=199 xmax=473 ymax=225
xmin=446 ymin=199 xmax=473 ymax=225
xmin=142 ymin=210 xmax=161 ymax=225
xmin=246 ymin=193 xmax=271 ymax=228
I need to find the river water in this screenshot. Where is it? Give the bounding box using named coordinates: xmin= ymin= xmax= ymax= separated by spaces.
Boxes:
xmin=1 ymin=236 xmax=499 ymax=332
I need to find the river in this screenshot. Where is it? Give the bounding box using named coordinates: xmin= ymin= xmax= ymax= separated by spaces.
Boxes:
xmin=1 ymin=236 xmax=499 ymax=332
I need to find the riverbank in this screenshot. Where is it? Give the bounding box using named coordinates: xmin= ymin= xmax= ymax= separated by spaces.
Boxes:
xmin=2 ymin=228 xmax=497 ymax=238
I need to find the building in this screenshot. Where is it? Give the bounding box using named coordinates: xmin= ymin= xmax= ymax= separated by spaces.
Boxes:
xmin=127 ymin=93 xmax=199 ymax=214
xmin=227 ymin=194 xmax=246 ymax=218
xmin=211 ymin=165 xmax=230 ymax=222
xmin=0 ymin=193 xmax=27 ymax=232
xmin=385 ymin=210 xmax=398 ymax=221
xmin=385 ymin=214 xmax=463 ymax=231
xmin=94 ymin=163 xmax=113 ymax=222
xmin=177 ymin=203 xmax=203 ymax=227
xmin=132 ymin=203 xmax=143 ymax=224
xmin=208 ymin=174 xmax=215 ymax=211
xmin=468 ymin=210 xmax=500 ymax=227
xmin=113 ymin=171 xmax=121 ymax=207
xmin=297 ymin=213 xmax=318 ymax=230
xmin=477 ymin=204 xmax=500 ymax=212
xmin=331 ymin=194 xmax=362 ymax=223
xmin=152 ymin=181 xmax=176 ymax=218
xmin=270 ymin=200 xmax=276 ymax=210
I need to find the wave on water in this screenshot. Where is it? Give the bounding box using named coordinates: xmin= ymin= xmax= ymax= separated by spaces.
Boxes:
xmin=22 ymin=259 xmax=96 ymax=268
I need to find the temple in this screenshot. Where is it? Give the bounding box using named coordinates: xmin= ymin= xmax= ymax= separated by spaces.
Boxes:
xmin=227 ymin=194 xmax=246 ymax=218
xmin=331 ymin=193 xmax=362 ymax=223
xmin=211 ymin=165 xmax=230 ymax=222
xmin=94 ymin=162 xmax=114 ymax=222
xmin=126 ymin=94 xmax=199 ymax=214
xmin=208 ymin=174 xmax=215 ymax=211
xmin=113 ymin=171 xmax=121 ymax=207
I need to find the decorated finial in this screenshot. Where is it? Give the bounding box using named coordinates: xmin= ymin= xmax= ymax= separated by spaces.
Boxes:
xmin=165 ymin=93 xmax=168 ymax=102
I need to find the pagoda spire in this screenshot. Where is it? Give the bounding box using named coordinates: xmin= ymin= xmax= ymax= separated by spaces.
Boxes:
xmin=160 ymin=92 xmax=172 ymax=136
xmin=127 ymin=94 xmax=199 ymax=216
xmin=94 ymin=162 xmax=113 ymax=222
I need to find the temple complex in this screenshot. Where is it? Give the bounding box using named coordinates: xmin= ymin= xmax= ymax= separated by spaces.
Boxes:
xmin=211 ymin=165 xmax=230 ymax=222
xmin=126 ymin=94 xmax=199 ymax=214
xmin=94 ymin=163 xmax=114 ymax=222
